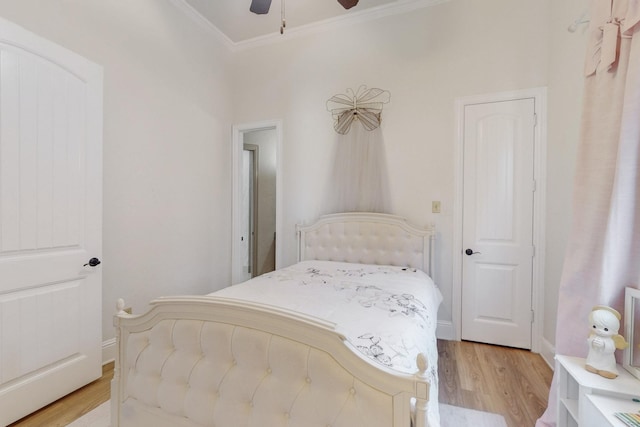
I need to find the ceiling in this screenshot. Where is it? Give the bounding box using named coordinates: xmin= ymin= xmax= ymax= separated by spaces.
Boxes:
xmin=181 ymin=0 xmax=437 ymax=45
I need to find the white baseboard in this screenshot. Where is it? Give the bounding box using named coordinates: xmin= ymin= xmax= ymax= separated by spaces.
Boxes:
xmin=436 ymin=320 xmax=455 ymax=340
xmin=102 ymin=338 xmax=116 ymax=365
xmin=539 ymin=337 xmax=555 ymax=370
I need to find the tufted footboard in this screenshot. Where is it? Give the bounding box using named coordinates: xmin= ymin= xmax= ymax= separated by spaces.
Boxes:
xmin=111 ymin=296 xmax=431 ymax=427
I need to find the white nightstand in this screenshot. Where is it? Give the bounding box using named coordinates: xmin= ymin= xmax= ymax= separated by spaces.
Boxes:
xmin=584 ymin=394 xmax=640 ymax=426
xmin=556 ymin=355 xmax=640 ymax=427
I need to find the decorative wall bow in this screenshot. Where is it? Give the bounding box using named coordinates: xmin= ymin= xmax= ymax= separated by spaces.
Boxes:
xmin=584 ymin=0 xmax=640 ymax=76
xmin=326 ymin=86 xmax=391 ymax=135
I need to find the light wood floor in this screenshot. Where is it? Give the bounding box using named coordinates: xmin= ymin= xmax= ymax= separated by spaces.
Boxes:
xmin=10 ymin=340 xmax=553 ymax=427
xmin=438 ymin=340 xmax=553 ymax=426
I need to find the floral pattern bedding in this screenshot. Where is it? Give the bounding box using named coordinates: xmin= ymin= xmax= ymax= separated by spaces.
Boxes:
xmin=212 ymin=260 xmax=442 ymax=423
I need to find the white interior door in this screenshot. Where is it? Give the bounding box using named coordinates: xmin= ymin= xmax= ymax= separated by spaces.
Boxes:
xmin=241 ymin=145 xmax=257 ymax=282
xmin=461 ymin=98 xmax=535 ymax=349
xmin=0 ymin=18 xmax=103 ymax=425
xmin=232 ymin=122 xmax=282 ymax=285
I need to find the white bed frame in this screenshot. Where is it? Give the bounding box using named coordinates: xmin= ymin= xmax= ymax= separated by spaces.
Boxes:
xmin=112 ymin=212 xmax=437 ymax=427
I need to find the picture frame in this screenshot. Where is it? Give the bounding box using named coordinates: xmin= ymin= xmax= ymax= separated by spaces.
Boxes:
xmin=623 ymin=286 xmax=640 ymax=380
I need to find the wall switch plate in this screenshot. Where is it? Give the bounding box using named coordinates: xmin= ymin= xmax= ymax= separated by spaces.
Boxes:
xmin=432 ymin=201 xmax=441 ymax=213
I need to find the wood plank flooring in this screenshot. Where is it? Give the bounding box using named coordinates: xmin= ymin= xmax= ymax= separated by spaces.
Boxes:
xmin=438 ymin=340 xmax=553 ymax=426
xmin=10 ymin=340 xmax=553 ymax=427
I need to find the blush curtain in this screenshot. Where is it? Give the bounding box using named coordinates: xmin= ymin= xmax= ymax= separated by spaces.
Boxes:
xmin=324 ymin=120 xmax=391 ymax=213
xmin=537 ymin=0 xmax=640 ymax=425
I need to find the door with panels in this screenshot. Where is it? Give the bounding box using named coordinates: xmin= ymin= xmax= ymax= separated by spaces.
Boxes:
xmin=461 ymin=98 xmax=536 ymax=349
xmin=0 ymin=18 xmax=103 ymax=425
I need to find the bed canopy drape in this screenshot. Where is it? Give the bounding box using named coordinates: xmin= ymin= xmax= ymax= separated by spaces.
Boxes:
xmin=537 ymin=0 xmax=640 ymax=425
xmin=324 ymin=86 xmax=391 ymax=213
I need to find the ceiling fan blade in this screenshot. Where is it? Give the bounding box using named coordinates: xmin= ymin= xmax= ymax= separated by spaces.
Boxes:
xmin=337 ymin=0 xmax=359 ymax=9
xmin=250 ymin=0 xmax=272 ymax=14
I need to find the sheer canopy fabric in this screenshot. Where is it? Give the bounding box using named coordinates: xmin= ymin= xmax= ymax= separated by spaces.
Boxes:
xmin=324 ymin=121 xmax=391 ymax=214
xmin=537 ymin=1 xmax=640 ymax=425
xmin=324 ymin=86 xmax=391 ymax=214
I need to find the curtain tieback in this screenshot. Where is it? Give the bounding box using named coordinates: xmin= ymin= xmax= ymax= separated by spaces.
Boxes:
xmin=601 ymin=19 xmax=622 ymax=72
xmin=586 ymin=16 xmax=638 ymax=76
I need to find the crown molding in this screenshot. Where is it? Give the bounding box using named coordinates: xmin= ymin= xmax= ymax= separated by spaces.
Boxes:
xmin=170 ymin=0 xmax=450 ymax=53
xmin=232 ymin=0 xmax=450 ymax=51
xmin=167 ymin=0 xmax=235 ymax=50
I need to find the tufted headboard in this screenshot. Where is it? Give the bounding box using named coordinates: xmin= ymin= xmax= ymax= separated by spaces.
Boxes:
xmin=297 ymin=212 xmax=435 ymax=276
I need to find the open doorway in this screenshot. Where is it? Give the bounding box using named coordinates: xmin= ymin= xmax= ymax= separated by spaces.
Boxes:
xmin=232 ymin=121 xmax=282 ymax=284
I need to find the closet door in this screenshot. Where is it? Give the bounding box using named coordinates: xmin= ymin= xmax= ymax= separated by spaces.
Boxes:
xmin=0 ymin=18 xmax=103 ymax=425
xmin=461 ymin=98 xmax=535 ymax=349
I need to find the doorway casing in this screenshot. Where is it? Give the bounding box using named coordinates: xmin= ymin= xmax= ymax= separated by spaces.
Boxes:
xmin=453 ymin=87 xmax=547 ymax=353
xmin=232 ymin=120 xmax=283 ymax=285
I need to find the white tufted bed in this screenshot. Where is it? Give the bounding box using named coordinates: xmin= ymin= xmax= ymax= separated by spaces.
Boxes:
xmin=111 ymin=212 xmax=442 ymax=427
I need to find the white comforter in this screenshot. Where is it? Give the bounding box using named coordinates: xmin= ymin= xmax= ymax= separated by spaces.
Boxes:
xmin=213 ymin=260 xmax=442 ymax=423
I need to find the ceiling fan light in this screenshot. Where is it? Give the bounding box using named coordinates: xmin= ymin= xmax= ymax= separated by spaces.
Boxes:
xmin=337 ymin=0 xmax=359 ymax=9
xmin=250 ymin=0 xmax=272 ymax=14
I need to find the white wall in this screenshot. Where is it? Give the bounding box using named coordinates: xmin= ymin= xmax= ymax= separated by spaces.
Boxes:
xmin=231 ymin=0 xmax=553 ymax=332
xmin=0 ymin=0 xmax=234 ymax=342
xmin=0 ymin=0 xmax=588 ymax=360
